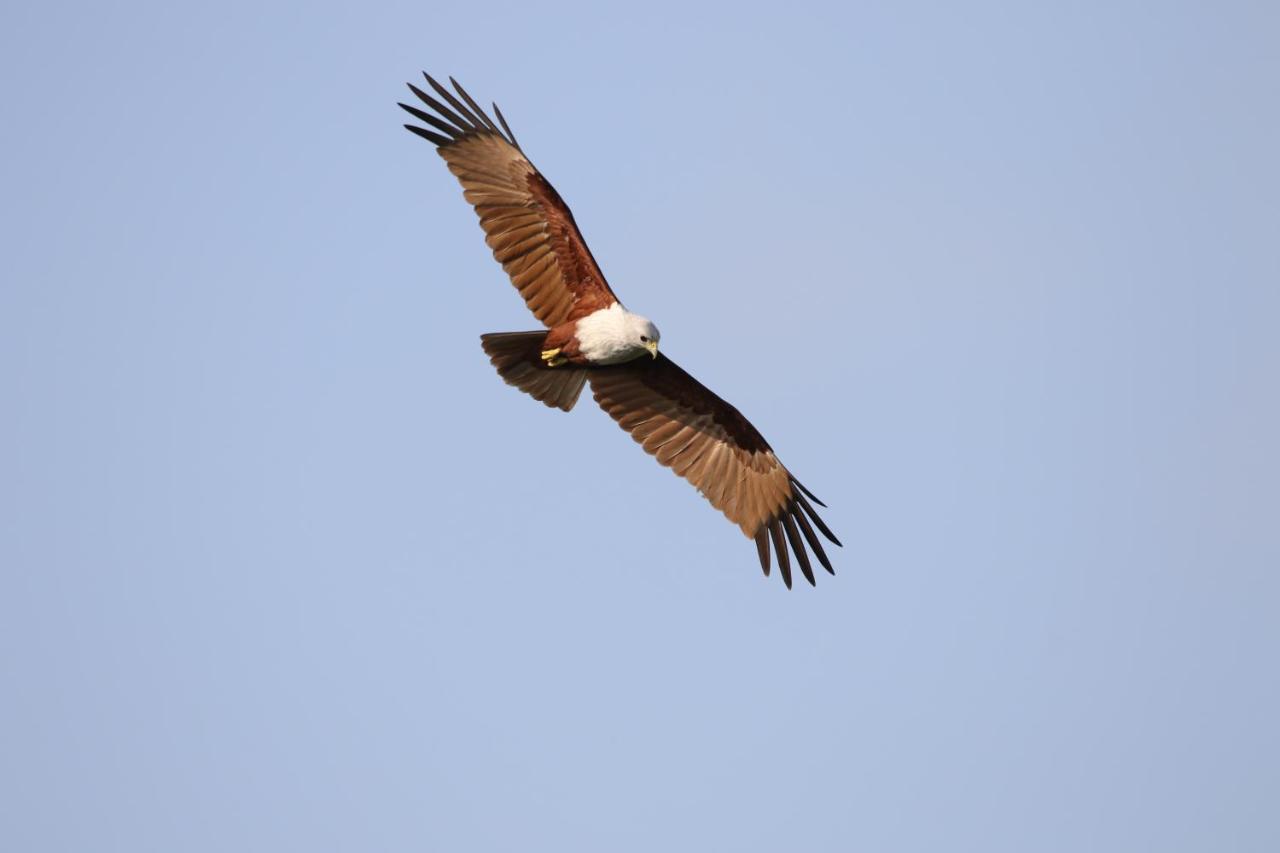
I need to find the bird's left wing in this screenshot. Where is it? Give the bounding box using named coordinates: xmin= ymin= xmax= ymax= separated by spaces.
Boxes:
xmin=589 ymin=356 xmax=841 ymax=588
xmin=399 ymin=75 xmax=619 ymax=328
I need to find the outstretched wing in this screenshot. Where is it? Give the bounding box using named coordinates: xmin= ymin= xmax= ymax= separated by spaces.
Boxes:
xmin=400 ymin=75 xmax=619 ymax=328
xmin=589 ymin=356 xmax=841 ymax=588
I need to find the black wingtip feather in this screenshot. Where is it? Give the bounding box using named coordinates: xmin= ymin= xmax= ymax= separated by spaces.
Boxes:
xmin=404 ymin=124 xmax=450 ymax=146
xmin=450 ymin=77 xmax=502 ymax=136
xmin=790 ymin=477 xmax=826 ymax=507
xmin=755 ymin=528 xmax=771 ymax=577
xmin=795 ymin=492 xmax=842 ymax=547
xmin=410 ymin=79 xmax=472 ymax=133
xmin=782 ymin=513 xmax=816 ymax=586
xmin=398 ymin=102 xmax=463 ymax=139
xmin=769 ymin=519 xmax=792 ymax=589
xmin=493 ymin=102 xmax=520 ymax=149
xmin=792 ymin=506 xmax=834 ymax=575
xmin=425 ymin=74 xmax=485 ymax=132
xmin=405 ymin=75 xmax=521 ymax=152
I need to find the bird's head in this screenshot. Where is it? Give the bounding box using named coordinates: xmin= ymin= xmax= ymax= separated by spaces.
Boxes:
xmin=575 ymin=304 xmax=661 ymax=364
xmin=629 ymin=313 xmax=661 ymax=359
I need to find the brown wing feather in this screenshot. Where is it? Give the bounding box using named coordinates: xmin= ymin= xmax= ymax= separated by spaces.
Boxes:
xmin=400 ymin=75 xmax=618 ymax=327
xmin=589 ymin=355 xmax=841 ymax=587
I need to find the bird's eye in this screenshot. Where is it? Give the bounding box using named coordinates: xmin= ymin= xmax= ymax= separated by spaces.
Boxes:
xmin=640 ymin=335 xmax=649 ymax=342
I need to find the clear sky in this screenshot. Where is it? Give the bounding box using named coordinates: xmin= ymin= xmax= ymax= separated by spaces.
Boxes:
xmin=2 ymin=1 xmax=1277 ymax=850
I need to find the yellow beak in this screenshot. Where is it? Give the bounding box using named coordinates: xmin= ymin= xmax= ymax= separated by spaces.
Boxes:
xmin=644 ymin=340 xmax=659 ymax=359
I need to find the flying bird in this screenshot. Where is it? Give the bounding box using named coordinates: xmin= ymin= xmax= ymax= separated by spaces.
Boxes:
xmin=399 ymin=75 xmax=841 ymax=587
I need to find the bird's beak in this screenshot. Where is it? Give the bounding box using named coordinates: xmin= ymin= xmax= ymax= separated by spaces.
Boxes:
xmin=645 ymin=340 xmax=659 ymax=359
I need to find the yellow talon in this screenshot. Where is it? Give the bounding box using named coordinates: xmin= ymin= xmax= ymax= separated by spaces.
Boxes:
xmin=541 ymin=348 xmax=566 ymax=367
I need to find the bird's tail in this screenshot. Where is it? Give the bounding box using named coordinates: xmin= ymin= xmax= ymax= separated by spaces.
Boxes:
xmin=480 ymin=331 xmax=587 ymax=412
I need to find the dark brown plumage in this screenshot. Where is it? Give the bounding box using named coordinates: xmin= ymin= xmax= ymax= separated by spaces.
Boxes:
xmin=401 ymin=75 xmax=841 ymax=587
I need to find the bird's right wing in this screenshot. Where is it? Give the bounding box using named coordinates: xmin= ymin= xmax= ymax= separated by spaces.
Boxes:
xmin=589 ymin=355 xmax=841 ymax=588
xmin=400 ymin=75 xmax=619 ymax=328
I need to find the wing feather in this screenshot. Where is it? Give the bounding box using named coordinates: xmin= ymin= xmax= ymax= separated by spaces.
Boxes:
xmin=589 ymin=355 xmax=840 ymax=586
xmin=770 ymin=519 xmax=792 ymax=589
xmin=792 ymin=504 xmax=834 ymax=576
xmin=754 ymin=528 xmax=771 ymax=577
xmin=401 ymin=75 xmax=619 ymax=327
xmin=781 ymin=512 xmax=815 ymax=587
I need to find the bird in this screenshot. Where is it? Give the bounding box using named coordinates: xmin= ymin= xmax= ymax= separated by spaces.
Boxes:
xmin=399 ymin=74 xmax=841 ymax=588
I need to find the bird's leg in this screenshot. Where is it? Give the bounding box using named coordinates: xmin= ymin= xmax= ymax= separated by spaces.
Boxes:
xmin=541 ymin=348 xmax=567 ymax=367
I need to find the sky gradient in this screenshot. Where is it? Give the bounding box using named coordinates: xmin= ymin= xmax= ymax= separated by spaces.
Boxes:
xmin=3 ymin=1 xmax=1278 ymax=850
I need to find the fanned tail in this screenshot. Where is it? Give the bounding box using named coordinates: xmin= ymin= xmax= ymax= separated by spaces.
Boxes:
xmin=480 ymin=332 xmax=587 ymax=412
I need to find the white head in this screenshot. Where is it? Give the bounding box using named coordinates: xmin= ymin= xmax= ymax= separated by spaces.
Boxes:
xmin=575 ymin=304 xmax=662 ymax=365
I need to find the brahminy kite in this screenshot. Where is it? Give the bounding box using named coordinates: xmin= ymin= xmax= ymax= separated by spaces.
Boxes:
xmin=400 ymin=75 xmax=841 ymax=587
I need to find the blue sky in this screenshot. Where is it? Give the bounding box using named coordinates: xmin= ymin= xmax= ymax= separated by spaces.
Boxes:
xmin=2 ymin=1 xmax=1277 ymax=850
